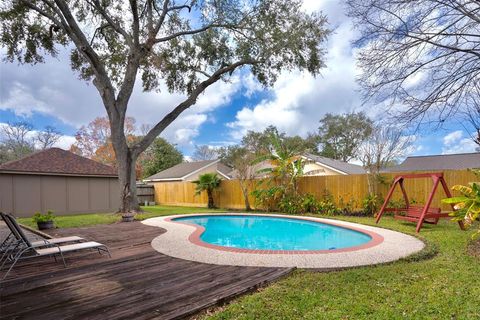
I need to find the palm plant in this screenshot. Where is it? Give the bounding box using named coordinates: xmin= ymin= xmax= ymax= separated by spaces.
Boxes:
xmin=255 ymin=132 xmax=305 ymax=195
xmin=193 ymin=173 xmax=222 ymax=209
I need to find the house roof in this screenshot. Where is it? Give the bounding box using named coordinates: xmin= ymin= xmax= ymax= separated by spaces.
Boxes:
xmin=216 ymin=162 xmax=234 ymax=179
xmin=143 ymin=159 xmax=232 ymax=181
xmin=0 ymin=148 xmax=118 ymax=177
xmin=303 ymin=153 xmax=366 ymax=175
xmin=386 ymin=152 xmax=480 ymax=172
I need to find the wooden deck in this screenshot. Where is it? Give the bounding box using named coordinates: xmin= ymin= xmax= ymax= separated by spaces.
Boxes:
xmin=0 ymin=222 xmax=293 ymax=320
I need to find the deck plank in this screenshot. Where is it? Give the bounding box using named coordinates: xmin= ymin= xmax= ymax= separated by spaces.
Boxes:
xmin=0 ymin=221 xmax=293 ymax=320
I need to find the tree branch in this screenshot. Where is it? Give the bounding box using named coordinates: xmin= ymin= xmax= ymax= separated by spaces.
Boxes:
xmin=154 ymin=24 xmax=230 ymax=43
xmin=89 ymin=0 xmax=132 ymax=44
xmin=132 ymin=60 xmax=258 ymax=155
xmin=51 ymin=0 xmax=117 ymax=112
xmin=129 ymin=0 xmax=140 ymax=45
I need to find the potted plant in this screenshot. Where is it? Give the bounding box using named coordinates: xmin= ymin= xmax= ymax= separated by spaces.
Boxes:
xmin=33 ymin=210 xmax=56 ymax=230
xmin=121 ymin=212 xmax=135 ymax=222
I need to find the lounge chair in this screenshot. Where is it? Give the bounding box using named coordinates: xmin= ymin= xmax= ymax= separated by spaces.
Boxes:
xmin=0 ymin=213 xmax=84 ymax=254
xmin=0 ymin=213 xmax=110 ymax=280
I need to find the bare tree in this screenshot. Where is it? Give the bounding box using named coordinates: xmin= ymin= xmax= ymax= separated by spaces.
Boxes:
xmin=192 ymin=145 xmax=219 ymax=161
xmin=2 ymin=122 xmax=33 ymax=147
xmin=346 ymin=0 xmax=480 ymax=127
xmin=36 ymin=126 xmax=61 ymax=150
xmin=463 ymin=91 xmax=480 ymax=150
xmin=0 ymin=122 xmax=35 ymax=161
xmin=1 ymin=0 xmax=329 ymax=213
xmin=218 ymin=146 xmax=256 ymax=210
xmin=358 ymin=125 xmax=413 ymax=195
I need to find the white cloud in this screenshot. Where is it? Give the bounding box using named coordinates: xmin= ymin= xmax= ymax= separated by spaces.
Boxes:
xmin=442 ymin=130 xmax=477 ymax=154
xmin=227 ymin=1 xmax=361 ymax=140
xmin=443 ymin=130 xmax=463 ymax=146
xmin=227 ymin=72 xmax=315 ymax=139
xmin=127 ymin=75 xmax=243 ymax=149
xmin=54 ymin=135 xmax=77 ymax=149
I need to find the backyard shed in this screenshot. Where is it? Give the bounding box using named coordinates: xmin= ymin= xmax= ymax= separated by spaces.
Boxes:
xmin=0 ymin=148 xmax=119 ymax=217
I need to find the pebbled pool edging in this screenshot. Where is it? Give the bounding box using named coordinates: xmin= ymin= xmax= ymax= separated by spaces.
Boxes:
xmin=142 ymin=213 xmax=425 ymax=269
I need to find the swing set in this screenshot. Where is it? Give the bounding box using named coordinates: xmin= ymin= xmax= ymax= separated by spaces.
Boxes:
xmin=375 ymin=172 xmax=464 ymax=233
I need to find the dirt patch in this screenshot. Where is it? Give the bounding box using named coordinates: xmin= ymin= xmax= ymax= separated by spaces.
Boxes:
xmin=467 ymin=239 xmax=480 ymax=258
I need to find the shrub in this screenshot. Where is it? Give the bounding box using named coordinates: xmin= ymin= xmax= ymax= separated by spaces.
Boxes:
xmin=278 ymin=194 xmax=305 ymax=215
xmin=251 ymin=184 xmax=283 ymax=212
xmin=362 ymin=193 xmax=379 ymax=216
xmin=301 ymin=193 xmax=320 ymax=214
xmin=338 ymin=197 xmax=357 ymax=215
xmin=32 ymin=210 xmax=55 ymax=223
xmin=317 ymin=197 xmax=340 ymax=215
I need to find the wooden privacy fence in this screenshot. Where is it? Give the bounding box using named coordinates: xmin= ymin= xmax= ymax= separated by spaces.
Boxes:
xmin=153 ymin=170 xmax=478 ymax=211
xmin=136 ymin=184 xmax=155 ymax=205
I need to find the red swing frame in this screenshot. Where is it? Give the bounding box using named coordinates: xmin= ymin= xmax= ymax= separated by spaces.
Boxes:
xmin=375 ymin=172 xmax=464 ymax=233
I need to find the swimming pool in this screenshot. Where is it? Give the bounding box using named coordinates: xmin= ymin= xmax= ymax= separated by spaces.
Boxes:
xmin=173 ymin=215 xmax=373 ymax=251
xmin=144 ymin=214 xmax=425 ymax=268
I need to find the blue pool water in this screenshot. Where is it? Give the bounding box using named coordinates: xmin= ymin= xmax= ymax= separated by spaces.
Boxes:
xmin=173 ymin=215 xmax=372 ymax=251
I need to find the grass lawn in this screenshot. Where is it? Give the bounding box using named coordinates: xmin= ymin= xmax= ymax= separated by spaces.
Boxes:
xmin=17 ymin=205 xmax=228 ymax=229
xmin=203 ymin=216 xmax=480 ymax=320
xmin=17 ymin=206 xmax=480 ymax=318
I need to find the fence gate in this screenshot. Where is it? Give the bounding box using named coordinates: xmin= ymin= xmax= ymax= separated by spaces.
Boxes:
xmin=137 ymin=184 xmax=155 ymax=205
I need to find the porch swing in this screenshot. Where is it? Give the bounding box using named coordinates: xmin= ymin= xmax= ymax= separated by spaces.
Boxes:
xmin=375 ymin=172 xmax=465 ymax=233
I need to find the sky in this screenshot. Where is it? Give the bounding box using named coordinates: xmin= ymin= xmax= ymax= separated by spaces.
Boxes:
xmin=0 ymin=0 xmax=478 ymax=158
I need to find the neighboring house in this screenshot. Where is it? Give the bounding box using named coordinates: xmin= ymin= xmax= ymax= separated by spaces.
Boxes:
xmin=301 ymin=153 xmax=366 ymax=176
xmin=229 ymin=153 xmax=366 ymax=179
xmin=0 ymin=148 xmax=119 ymax=217
xmin=143 ymin=159 xmax=233 ymax=183
xmin=385 ymin=152 xmax=480 ymax=172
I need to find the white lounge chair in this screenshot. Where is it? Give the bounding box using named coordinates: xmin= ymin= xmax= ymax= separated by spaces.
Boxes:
xmin=0 ymin=213 xmax=110 ymax=280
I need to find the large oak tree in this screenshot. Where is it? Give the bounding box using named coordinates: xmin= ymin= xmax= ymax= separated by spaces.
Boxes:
xmin=1 ymin=0 xmax=329 ymax=213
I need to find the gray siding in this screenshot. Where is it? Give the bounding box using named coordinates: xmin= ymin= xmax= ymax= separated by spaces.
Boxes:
xmin=0 ymin=173 xmax=119 ymax=217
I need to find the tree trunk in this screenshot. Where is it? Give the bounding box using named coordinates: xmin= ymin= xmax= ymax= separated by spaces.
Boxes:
xmin=116 ymin=146 xmax=140 ymax=213
xmin=366 ymin=172 xmax=375 ymax=195
xmin=207 ymin=190 xmax=214 ymax=209
xmin=239 ymin=180 xmax=252 ymax=211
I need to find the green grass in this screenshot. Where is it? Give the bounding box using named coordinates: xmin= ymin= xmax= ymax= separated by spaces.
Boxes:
xmin=17 ymin=205 xmax=228 ymax=229
xmin=203 ymin=216 xmax=480 ymax=320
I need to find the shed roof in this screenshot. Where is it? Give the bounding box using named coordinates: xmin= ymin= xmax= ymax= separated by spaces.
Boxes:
xmin=0 ymin=148 xmax=118 ymax=177
xmin=386 ymin=152 xmax=480 ymax=172
xmin=303 ymin=153 xmax=366 ymax=175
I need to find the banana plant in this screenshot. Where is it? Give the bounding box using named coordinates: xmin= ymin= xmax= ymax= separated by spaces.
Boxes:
xmin=442 ymin=169 xmax=480 ymax=238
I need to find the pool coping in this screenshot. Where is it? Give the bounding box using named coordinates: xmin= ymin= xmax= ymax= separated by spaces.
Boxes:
xmin=166 ymin=214 xmax=385 ymax=254
xmin=142 ymin=213 xmax=426 ymax=269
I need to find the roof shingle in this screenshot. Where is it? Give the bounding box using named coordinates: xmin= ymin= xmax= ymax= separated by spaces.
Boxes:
xmin=0 ymin=148 xmax=118 ymax=177
xmin=144 ymin=160 xmax=219 ymax=181
xmin=386 ymin=152 xmax=480 ymax=172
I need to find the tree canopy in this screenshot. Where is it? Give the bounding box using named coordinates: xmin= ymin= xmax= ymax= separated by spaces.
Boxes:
xmin=317 ymin=112 xmax=373 ymax=162
xmin=0 ymin=0 xmax=330 ymax=212
xmin=140 ymin=137 xmax=183 ymax=178
xmin=70 ymin=116 xmax=137 ymax=168
xmin=242 ymin=125 xmax=317 ymax=156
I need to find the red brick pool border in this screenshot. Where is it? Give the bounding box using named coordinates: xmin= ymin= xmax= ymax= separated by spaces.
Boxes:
xmin=165 ymin=214 xmax=384 ymax=254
